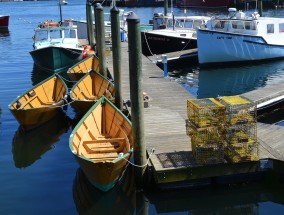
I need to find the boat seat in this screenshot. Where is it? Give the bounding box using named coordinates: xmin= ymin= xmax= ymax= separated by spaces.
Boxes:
xmin=82 ymin=138 xmax=125 ymax=154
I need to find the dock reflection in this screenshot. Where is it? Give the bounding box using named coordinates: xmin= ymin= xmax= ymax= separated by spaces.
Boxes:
xmin=12 ymin=110 xmax=71 ymax=168
xmin=73 ymin=167 xmax=135 ymax=215
xmin=146 ymin=182 xmax=284 ymax=214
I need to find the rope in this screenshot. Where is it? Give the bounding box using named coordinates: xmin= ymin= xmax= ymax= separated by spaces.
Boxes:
xmin=119 ymin=148 xmax=155 ymax=168
xmin=56 ymin=73 xmax=77 ymax=83
xmin=143 ymin=31 xmax=155 ymax=56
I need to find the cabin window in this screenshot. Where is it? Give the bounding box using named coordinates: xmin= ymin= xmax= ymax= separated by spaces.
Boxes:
xmin=63 ymin=29 xmax=76 ymax=38
xmin=175 ymin=19 xmax=184 ymax=28
xmin=50 ymin=30 xmax=61 ymax=39
xmin=232 ymin=21 xmax=244 ymax=30
xmin=267 ymin=24 xmax=274 ymax=33
xmin=279 ymin=23 xmax=284 ymax=32
xmin=184 ymin=20 xmax=193 ymax=29
xmin=193 ymin=20 xmax=203 ymax=29
xmin=35 ymin=31 xmax=47 ymax=41
xmin=167 ymin=19 xmax=174 ymax=28
xmin=214 ymin=21 xmax=224 ymax=29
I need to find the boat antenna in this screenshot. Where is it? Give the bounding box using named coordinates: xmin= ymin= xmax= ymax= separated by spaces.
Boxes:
xmin=171 ymin=0 xmax=173 ymax=14
xmin=58 ymin=0 xmax=63 ymax=22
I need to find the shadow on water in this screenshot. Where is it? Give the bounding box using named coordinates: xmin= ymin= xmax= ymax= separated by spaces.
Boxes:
xmin=12 ymin=110 xmax=71 ymax=168
xmin=31 ymin=63 xmax=75 ymax=89
xmin=73 ymin=167 xmax=135 ymax=215
xmin=0 ymin=28 xmax=10 ymax=37
xmin=145 ymin=181 xmax=284 ymax=214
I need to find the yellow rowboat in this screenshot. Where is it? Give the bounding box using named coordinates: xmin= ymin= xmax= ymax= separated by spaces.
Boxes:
xmin=69 ymin=96 xmax=133 ymax=192
xmin=69 ymin=70 xmax=115 ymax=114
xmin=8 ymin=74 xmax=68 ymax=131
xmin=67 ymin=54 xmax=99 ymax=82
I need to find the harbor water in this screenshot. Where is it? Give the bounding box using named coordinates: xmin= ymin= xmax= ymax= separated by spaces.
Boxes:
xmin=1 ymin=1 xmax=284 ymax=214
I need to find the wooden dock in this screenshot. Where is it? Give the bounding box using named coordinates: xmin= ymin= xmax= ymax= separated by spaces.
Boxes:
xmin=106 ymin=42 xmax=284 ymax=188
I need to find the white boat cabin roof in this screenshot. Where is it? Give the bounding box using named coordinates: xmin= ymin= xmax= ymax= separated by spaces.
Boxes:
xmin=207 ymin=10 xmax=284 ymax=38
xmin=153 ymin=13 xmax=210 ymax=30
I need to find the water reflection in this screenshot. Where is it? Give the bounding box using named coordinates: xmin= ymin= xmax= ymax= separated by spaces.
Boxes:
xmin=12 ymin=110 xmax=71 ymax=168
xmin=146 ymin=182 xmax=284 ymax=214
xmin=31 ymin=63 xmax=75 ymax=88
xmin=171 ymin=61 xmax=284 ymax=99
xmin=73 ymin=167 xmax=135 ymax=215
xmin=0 ymin=28 xmax=10 ymax=37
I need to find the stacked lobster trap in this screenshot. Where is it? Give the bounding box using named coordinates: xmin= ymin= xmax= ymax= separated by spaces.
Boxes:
xmin=219 ymin=96 xmax=259 ymax=163
xmin=186 ymin=98 xmax=226 ymax=165
xmin=186 ymin=96 xmax=259 ymax=165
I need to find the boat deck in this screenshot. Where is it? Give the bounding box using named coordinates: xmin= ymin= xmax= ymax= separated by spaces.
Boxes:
xmin=106 ymin=42 xmax=284 ymax=187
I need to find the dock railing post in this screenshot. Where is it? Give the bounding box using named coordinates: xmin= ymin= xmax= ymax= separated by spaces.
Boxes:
xmin=111 ymin=6 xmax=123 ymax=111
xmin=86 ymin=0 xmax=95 ymax=49
xmin=127 ymin=12 xmax=147 ymax=190
xmin=161 ymin=54 xmax=168 ymax=78
xmin=95 ymin=3 xmax=107 ymax=77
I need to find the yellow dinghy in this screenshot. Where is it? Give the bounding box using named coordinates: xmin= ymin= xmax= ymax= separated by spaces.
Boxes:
xmin=70 ymin=70 xmax=115 ymax=114
xmin=9 ymin=74 xmax=68 ymax=131
xmin=69 ymin=96 xmax=133 ymax=192
xmin=67 ymin=54 xmax=99 ymax=82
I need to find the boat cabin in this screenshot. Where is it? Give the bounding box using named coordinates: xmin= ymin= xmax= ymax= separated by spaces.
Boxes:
xmin=207 ymin=9 xmax=284 ymax=44
xmin=153 ymin=13 xmax=209 ymax=30
xmin=33 ymin=23 xmax=79 ymax=49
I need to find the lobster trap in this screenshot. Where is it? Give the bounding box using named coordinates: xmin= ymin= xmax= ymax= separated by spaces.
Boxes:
xmin=218 ymin=95 xmax=256 ymax=125
xmin=187 ymin=98 xmax=226 ymax=128
xmin=192 ymin=142 xmax=225 ymax=165
xmin=225 ymin=142 xmax=259 ymax=163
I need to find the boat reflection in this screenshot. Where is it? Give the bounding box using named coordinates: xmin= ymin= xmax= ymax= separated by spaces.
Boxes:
xmin=174 ymin=61 xmax=284 ymax=99
xmin=31 ymin=63 xmax=75 ymax=88
xmin=0 ymin=28 xmax=10 ymax=37
xmin=12 ymin=110 xmax=71 ymax=168
xmin=73 ymin=167 xmax=135 ymax=215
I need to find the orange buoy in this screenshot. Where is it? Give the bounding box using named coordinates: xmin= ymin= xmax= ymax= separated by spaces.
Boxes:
xmin=83 ymin=45 xmax=91 ymax=58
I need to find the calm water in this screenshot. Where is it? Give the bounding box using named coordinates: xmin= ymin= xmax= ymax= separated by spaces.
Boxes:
xmin=1 ymin=1 xmax=284 ymax=214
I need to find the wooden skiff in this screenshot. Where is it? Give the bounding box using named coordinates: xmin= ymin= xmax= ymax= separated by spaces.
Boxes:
xmin=70 ymin=70 xmax=115 ymax=114
xmin=67 ymin=54 xmax=99 ymax=82
xmin=9 ymin=74 xmax=68 ymax=131
xmin=69 ymin=96 xmax=133 ymax=192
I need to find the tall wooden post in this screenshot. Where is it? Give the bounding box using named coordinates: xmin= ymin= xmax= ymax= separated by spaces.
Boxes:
xmin=127 ymin=12 xmax=147 ymax=189
xmin=258 ymin=0 xmax=263 ymax=17
xmin=164 ymin=0 xmax=168 ymax=16
xmin=86 ymin=0 xmax=95 ymax=49
xmin=95 ymin=4 xmax=107 ymax=77
xmin=111 ymin=6 xmax=123 ymax=111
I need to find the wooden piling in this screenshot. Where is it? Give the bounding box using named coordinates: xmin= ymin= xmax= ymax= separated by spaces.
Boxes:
xmin=258 ymin=0 xmax=263 ymax=17
xmin=127 ymin=13 xmax=147 ymax=189
xmin=86 ymin=0 xmax=95 ymax=49
xmin=164 ymin=0 xmax=168 ymax=16
xmin=95 ymin=4 xmax=107 ymax=77
xmin=111 ymin=6 xmax=123 ymax=111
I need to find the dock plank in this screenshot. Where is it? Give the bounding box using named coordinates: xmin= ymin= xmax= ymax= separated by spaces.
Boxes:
xmin=106 ymin=42 xmax=284 ymax=186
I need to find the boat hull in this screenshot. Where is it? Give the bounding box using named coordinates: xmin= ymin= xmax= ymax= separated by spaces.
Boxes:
xmin=67 ymin=55 xmax=100 ymax=82
xmin=141 ymin=31 xmax=197 ymax=56
xmin=8 ymin=75 xmax=68 ymax=131
xmin=0 ymin=15 xmax=9 ymax=28
xmin=70 ymin=71 xmax=115 ymax=115
xmin=69 ymin=96 xmax=133 ymax=192
xmin=176 ymin=0 xmax=230 ymax=8
xmin=30 ymin=46 xmax=82 ymax=73
xmin=197 ymin=29 xmax=284 ymax=67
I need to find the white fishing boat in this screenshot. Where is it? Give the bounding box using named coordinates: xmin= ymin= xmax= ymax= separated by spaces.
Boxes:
xmin=197 ymin=8 xmax=284 ymax=67
xmin=141 ymin=12 xmax=210 ymax=56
